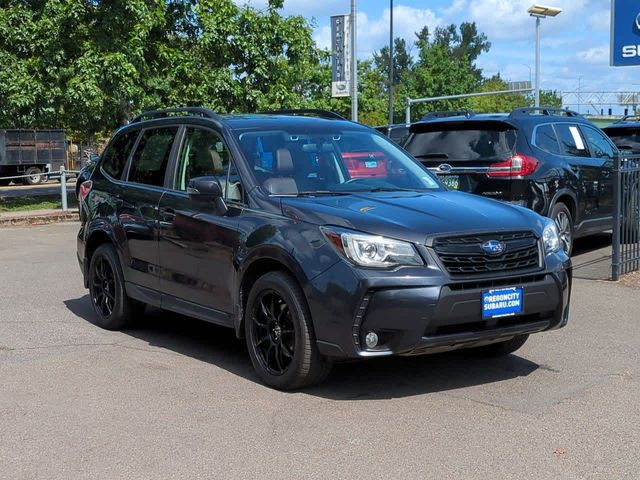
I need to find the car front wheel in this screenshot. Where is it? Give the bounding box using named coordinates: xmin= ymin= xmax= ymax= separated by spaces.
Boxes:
xmin=245 ymin=271 xmax=331 ymax=390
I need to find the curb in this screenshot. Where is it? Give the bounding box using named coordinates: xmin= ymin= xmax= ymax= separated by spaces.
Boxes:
xmin=0 ymin=211 xmax=79 ymax=227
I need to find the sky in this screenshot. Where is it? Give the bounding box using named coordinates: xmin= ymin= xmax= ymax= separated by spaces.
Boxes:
xmin=238 ymin=0 xmax=640 ymax=113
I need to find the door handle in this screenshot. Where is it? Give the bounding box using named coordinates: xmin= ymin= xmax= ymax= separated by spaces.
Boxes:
xmin=161 ymin=207 xmax=176 ymax=221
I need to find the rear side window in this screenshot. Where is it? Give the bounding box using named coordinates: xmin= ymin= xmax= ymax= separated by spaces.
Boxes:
xmin=101 ymin=130 xmax=139 ymax=179
xmin=127 ymin=127 xmax=178 ymax=187
xmin=405 ymin=127 xmax=517 ymax=161
xmin=534 ymin=124 xmax=561 ymax=154
xmin=554 ymin=124 xmax=589 ymax=157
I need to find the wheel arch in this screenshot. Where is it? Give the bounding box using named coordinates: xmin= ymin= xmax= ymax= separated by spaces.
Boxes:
xmin=550 ymin=190 xmax=577 ymax=224
xmin=236 ymin=247 xmax=308 ymax=339
xmin=83 ymin=225 xmax=119 ymax=287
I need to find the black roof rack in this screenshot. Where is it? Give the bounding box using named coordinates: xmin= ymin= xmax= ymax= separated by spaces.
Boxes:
xmin=509 ymin=107 xmax=580 ymax=118
xmin=421 ymin=110 xmax=474 ymax=120
xmin=130 ymin=107 xmax=221 ymax=124
xmin=259 ymin=109 xmax=347 ymax=120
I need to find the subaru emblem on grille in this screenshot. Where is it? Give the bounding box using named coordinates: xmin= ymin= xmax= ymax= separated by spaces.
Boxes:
xmin=482 ymin=240 xmax=506 ymax=255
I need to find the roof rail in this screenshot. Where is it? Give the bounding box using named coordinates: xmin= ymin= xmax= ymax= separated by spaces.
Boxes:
xmin=421 ymin=110 xmax=474 ymax=120
xmin=130 ymin=107 xmax=221 ymax=124
xmin=509 ymin=107 xmax=580 ymax=118
xmin=259 ymin=109 xmax=347 ymax=120
xmin=617 ymin=115 xmax=640 ymax=123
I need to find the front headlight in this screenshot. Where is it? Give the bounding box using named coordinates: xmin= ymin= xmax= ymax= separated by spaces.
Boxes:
xmin=542 ymin=220 xmax=561 ymax=255
xmin=321 ymin=227 xmax=424 ymax=268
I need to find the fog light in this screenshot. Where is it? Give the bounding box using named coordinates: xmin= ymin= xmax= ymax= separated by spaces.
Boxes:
xmin=365 ymin=331 xmax=379 ymax=349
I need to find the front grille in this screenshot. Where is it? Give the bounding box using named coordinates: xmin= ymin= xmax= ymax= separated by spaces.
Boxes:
xmin=433 ymin=231 xmax=541 ymax=276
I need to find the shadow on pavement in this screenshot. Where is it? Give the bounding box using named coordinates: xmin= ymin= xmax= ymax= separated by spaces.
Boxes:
xmin=571 ymin=232 xmax=612 ymax=280
xmin=64 ymin=295 xmax=540 ymax=400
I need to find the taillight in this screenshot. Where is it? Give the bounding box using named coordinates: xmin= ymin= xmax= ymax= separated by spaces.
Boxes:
xmin=78 ymin=180 xmax=92 ymax=202
xmin=487 ymin=155 xmax=539 ymax=178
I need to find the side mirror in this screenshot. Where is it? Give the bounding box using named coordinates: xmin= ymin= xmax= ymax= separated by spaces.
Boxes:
xmin=187 ymin=176 xmax=227 ymax=213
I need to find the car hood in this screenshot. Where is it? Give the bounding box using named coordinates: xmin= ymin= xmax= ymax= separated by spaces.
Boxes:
xmin=280 ymin=191 xmax=546 ymax=245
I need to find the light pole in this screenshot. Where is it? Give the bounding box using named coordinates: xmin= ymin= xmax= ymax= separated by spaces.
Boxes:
xmin=388 ymin=0 xmax=394 ymax=125
xmin=528 ymin=4 xmax=562 ymax=107
xmin=577 ymin=75 xmax=583 ymax=114
xmin=351 ymin=0 xmax=358 ymax=122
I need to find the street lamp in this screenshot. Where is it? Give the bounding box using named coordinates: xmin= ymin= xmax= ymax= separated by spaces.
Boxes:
xmin=528 ymin=4 xmax=562 ymax=107
xmin=388 ymin=0 xmax=394 ymax=125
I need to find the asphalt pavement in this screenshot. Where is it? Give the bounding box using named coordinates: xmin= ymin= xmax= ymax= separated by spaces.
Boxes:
xmin=0 ymin=223 xmax=638 ymax=479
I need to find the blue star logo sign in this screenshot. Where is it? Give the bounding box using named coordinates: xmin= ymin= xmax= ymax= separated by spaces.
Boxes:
xmin=482 ymin=240 xmax=506 ymax=255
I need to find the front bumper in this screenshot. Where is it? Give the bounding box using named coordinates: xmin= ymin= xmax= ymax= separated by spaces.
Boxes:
xmin=307 ymin=254 xmax=571 ymax=359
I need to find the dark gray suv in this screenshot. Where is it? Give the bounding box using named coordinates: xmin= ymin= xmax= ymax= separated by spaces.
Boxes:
xmin=77 ymin=108 xmax=572 ymax=390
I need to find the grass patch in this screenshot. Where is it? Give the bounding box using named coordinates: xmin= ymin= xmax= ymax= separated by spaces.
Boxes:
xmin=0 ymin=194 xmax=78 ymax=212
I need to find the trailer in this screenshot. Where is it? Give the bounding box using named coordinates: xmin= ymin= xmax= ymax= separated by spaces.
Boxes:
xmin=0 ymin=129 xmax=66 ymax=185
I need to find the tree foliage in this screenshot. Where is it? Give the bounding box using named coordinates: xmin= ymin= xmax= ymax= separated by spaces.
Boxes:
xmin=0 ymin=3 xmax=548 ymax=138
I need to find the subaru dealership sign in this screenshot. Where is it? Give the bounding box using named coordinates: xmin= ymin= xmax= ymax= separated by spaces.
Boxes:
xmin=611 ymin=0 xmax=640 ymax=66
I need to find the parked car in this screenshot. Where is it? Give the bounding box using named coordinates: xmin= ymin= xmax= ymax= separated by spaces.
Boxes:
xmin=402 ymin=107 xmax=619 ymax=255
xmin=602 ymin=115 xmax=640 ymax=154
xmin=0 ymin=129 xmax=66 ymax=185
xmin=77 ymin=107 xmax=572 ymax=390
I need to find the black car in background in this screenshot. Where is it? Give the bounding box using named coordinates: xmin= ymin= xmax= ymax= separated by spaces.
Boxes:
xmin=402 ymin=107 xmax=619 ymax=255
xmin=603 ymin=116 xmax=640 ymax=154
xmin=77 ymin=108 xmax=571 ymax=389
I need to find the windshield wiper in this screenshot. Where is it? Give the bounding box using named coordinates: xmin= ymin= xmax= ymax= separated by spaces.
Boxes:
xmin=295 ymin=191 xmax=352 ymax=197
xmin=355 ymin=187 xmax=422 ymax=193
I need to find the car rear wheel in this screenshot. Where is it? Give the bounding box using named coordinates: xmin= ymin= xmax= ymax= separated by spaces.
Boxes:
xmin=23 ymin=166 xmax=44 ymax=185
xmin=551 ymin=203 xmax=573 ymax=256
xmin=89 ymin=244 xmax=145 ymax=330
xmin=245 ymin=271 xmax=332 ymax=390
xmin=471 ymin=334 xmax=529 ymax=357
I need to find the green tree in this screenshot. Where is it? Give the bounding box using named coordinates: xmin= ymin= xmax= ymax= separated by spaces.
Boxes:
xmin=469 ymin=75 xmax=529 ymax=113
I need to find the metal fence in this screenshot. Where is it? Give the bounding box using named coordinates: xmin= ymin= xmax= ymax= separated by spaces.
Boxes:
xmin=612 ymin=154 xmax=640 ymax=280
xmin=0 ymin=167 xmax=81 ymax=212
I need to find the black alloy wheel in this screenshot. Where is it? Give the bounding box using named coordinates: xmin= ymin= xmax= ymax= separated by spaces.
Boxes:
xmin=88 ymin=244 xmax=145 ymax=330
xmin=245 ymin=271 xmax=331 ymax=390
xmin=251 ymin=291 xmax=295 ymax=376
xmin=91 ymin=255 xmax=116 ymax=318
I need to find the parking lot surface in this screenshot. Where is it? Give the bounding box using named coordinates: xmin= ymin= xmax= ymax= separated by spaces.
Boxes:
xmin=1 ymin=223 xmax=638 ymax=479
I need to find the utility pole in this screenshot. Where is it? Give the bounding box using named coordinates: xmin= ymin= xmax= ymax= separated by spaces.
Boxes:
xmin=388 ymin=0 xmax=394 ymax=125
xmin=351 ymin=0 xmax=358 ymax=122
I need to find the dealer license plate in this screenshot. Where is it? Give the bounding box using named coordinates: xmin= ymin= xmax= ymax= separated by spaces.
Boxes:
xmin=482 ymin=287 xmax=523 ymax=319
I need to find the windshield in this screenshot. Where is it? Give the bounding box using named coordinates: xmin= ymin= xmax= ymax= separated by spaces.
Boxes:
xmin=234 ymin=129 xmax=441 ymax=195
xmin=405 ymin=127 xmax=517 ymax=162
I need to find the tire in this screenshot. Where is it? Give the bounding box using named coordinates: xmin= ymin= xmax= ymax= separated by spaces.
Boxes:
xmin=88 ymin=244 xmax=145 ymax=330
xmin=0 ymin=179 xmax=10 ymax=186
xmin=245 ymin=271 xmax=332 ymax=390
xmin=471 ymin=334 xmax=529 ymax=357
xmin=550 ymin=203 xmax=573 ymax=256
xmin=22 ymin=166 xmax=44 ymax=185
